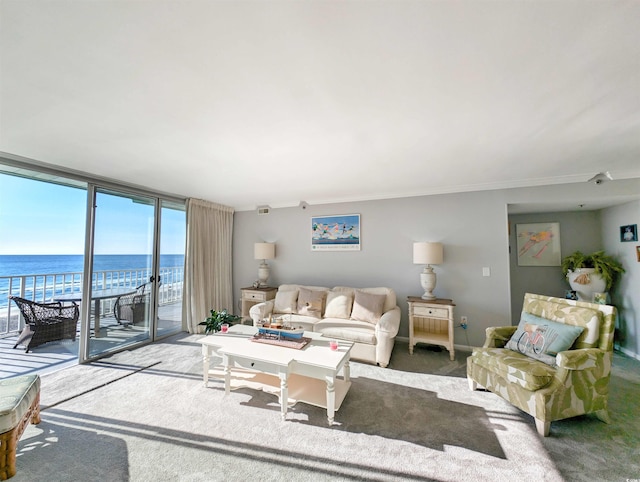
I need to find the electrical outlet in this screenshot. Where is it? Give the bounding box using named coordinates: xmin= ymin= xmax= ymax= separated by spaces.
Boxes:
xmin=460 ymin=316 xmax=468 ymax=330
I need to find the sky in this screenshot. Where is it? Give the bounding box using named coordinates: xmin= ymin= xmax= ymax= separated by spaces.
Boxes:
xmin=0 ymin=173 xmax=185 ymax=255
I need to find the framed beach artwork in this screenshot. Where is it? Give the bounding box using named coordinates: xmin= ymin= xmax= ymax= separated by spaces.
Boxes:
xmin=311 ymin=214 xmax=361 ymax=251
xmin=516 ymin=222 xmax=561 ymax=266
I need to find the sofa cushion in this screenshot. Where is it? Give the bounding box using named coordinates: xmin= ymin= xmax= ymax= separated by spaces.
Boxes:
xmin=333 ymin=286 xmax=396 ymax=314
xmin=324 ymin=291 xmax=353 ymax=319
xmin=471 ymin=347 xmax=556 ymax=391
xmin=314 ymin=318 xmax=377 ymax=345
xmin=273 ymin=290 xmax=298 ymax=314
xmin=350 ymin=290 xmax=386 ymax=324
xmin=297 ymin=287 xmax=326 ymax=317
xmin=0 ymin=374 xmax=40 ymax=433
xmin=505 ymin=312 xmax=585 ymax=366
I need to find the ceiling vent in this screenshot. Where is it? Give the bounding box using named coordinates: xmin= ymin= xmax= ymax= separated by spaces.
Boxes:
xmin=257 ymin=205 xmax=270 ymax=215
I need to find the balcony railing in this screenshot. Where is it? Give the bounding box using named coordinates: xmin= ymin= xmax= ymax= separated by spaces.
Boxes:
xmin=1 ymin=266 xmax=183 ymax=335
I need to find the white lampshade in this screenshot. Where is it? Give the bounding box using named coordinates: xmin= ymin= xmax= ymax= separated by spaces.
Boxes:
xmin=254 ymin=242 xmax=275 ymax=260
xmin=413 ymin=242 xmax=443 ymax=265
xmin=413 ymin=242 xmax=444 ymax=300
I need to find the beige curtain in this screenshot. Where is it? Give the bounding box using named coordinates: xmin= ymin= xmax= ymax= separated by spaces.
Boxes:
xmin=183 ymin=198 xmax=234 ymax=333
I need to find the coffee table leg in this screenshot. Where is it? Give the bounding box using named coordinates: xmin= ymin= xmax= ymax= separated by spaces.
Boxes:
xmin=343 ymin=360 xmax=350 ymax=382
xmin=202 ymin=345 xmax=210 ymax=387
xmin=326 ymin=375 xmax=335 ymax=425
xmin=223 ymin=355 xmax=231 ymax=396
xmin=279 ymin=372 xmax=288 ymax=421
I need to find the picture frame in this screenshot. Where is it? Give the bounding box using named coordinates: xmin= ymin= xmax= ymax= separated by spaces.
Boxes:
xmin=565 ymin=290 xmax=578 ymax=301
xmin=620 ymin=224 xmax=638 ymax=242
xmin=516 ymin=222 xmax=561 ymax=266
xmin=311 ymin=214 xmax=360 ymax=251
xmin=593 ymin=292 xmax=608 ymax=305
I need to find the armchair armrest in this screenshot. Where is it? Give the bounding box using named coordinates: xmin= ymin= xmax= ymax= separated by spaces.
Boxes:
xmin=376 ymin=306 xmax=401 ymax=337
xmin=249 ymin=300 xmax=275 ymax=326
xmin=483 ymin=326 xmax=517 ymax=348
xmin=556 ymin=348 xmax=606 ymax=370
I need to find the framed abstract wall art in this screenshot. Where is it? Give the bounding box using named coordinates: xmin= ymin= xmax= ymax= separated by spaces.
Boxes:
xmin=311 ymin=214 xmax=360 ymax=251
xmin=516 ymin=222 xmax=561 ymax=266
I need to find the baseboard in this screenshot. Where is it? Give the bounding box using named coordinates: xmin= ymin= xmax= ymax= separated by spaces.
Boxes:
xmin=614 ymin=344 xmax=640 ymax=361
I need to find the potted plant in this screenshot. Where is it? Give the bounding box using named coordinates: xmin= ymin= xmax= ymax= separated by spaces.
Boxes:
xmin=199 ymin=309 xmax=241 ymax=334
xmin=561 ymin=250 xmax=625 ymax=301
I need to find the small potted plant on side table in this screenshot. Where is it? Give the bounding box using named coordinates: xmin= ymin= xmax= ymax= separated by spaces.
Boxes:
xmin=199 ymin=309 xmax=241 ymax=334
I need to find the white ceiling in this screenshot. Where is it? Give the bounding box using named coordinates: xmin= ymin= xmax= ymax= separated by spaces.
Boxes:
xmin=1 ymin=1 xmax=639 ymax=211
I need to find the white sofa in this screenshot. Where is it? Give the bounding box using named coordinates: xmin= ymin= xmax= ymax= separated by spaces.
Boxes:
xmin=249 ymin=284 xmax=401 ymax=368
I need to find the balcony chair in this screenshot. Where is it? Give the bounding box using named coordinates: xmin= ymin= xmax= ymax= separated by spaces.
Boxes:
xmin=113 ymin=283 xmax=150 ymax=326
xmin=9 ymin=296 xmax=80 ymax=353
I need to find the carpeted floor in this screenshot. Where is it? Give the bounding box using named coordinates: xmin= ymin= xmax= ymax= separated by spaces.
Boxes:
xmin=12 ymin=333 xmax=640 ymax=481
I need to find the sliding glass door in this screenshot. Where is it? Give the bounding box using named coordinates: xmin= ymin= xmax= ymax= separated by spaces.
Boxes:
xmin=157 ymin=200 xmax=186 ymax=336
xmin=0 ymin=160 xmax=186 ymax=366
xmin=86 ymin=188 xmax=156 ymax=358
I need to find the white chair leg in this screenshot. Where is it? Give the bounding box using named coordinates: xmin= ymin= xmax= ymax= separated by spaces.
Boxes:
xmin=535 ymin=418 xmax=550 ymax=437
xmin=468 ymin=377 xmax=477 ymax=391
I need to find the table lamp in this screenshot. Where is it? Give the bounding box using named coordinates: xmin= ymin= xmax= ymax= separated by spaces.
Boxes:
xmin=413 ymin=242 xmax=444 ymax=300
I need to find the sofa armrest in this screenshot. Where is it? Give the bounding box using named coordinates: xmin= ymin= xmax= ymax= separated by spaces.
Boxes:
xmin=483 ymin=326 xmax=517 ymax=348
xmin=376 ymin=306 xmax=401 ymax=337
xmin=556 ymin=348 xmax=606 ymax=371
xmin=249 ymin=300 xmax=275 ymax=326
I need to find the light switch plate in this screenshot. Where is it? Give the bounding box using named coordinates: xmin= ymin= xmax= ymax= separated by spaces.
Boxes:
xmin=482 ymin=267 xmax=491 ymax=277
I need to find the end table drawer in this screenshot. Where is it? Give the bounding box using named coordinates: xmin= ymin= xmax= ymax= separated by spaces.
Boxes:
xmin=244 ymin=291 xmax=266 ymax=301
xmin=413 ymin=306 xmax=448 ymax=318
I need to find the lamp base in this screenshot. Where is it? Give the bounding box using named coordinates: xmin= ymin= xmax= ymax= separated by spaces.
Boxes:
xmin=420 ymin=266 xmax=437 ymax=301
xmin=258 ymin=261 xmax=270 ymax=287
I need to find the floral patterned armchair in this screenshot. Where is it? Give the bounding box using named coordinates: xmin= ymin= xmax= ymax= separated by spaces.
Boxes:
xmin=467 ymin=292 xmax=617 ymax=436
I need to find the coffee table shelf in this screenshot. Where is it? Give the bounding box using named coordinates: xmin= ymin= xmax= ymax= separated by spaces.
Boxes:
xmin=205 ymin=367 xmax=351 ymax=411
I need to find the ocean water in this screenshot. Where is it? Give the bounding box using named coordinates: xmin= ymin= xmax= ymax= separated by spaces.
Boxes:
xmin=0 ymin=254 xmax=184 ymax=309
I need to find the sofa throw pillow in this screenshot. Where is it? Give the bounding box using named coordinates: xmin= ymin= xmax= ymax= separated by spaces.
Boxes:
xmin=273 ymin=290 xmax=298 ymax=314
xmin=297 ymin=287 xmax=326 ymax=317
xmin=506 ymin=312 xmax=585 ymax=366
xmin=324 ymin=291 xmax=353 ymax=319
xmin=350 ymin=290 xmax=386 ymax=324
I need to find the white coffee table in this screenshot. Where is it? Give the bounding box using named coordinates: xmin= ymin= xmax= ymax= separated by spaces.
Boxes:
xmin=200 ymin=325 xmax=352 ymax=424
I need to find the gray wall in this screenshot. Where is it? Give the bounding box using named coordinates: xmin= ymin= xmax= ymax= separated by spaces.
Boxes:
xmin=508 ymin=211 xmax=603 ymax=322
xmin=601 ymin=200 xmax=640 ymax=357
xmin=234 ymin=190 xmax=511 ymax=348
xmin=232 ymin=179 xmax=640 ymax=356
